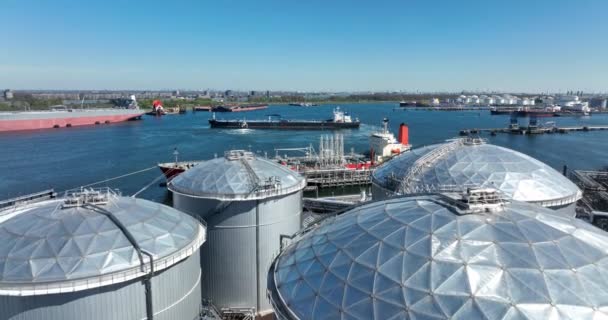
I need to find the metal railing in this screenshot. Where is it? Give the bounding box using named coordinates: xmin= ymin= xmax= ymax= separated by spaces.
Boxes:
xmin=0 ymin=189 xmax=57 ymax=211
xmin=62 ymin=187 xmax=119 ymax=208
xmin=396 ymin=139 xmax=465 ymax=193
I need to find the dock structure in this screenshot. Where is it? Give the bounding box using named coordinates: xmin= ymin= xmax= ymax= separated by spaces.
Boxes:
xmin=302 ymin=193 xmax=367 ymax=218
xmin=303 ymin=168 xmax=372 ymax=188
xmin=570 ymin=170 xmax=608 ymax=229
xmin=460 ymin=125 xmax=608 ymax=136
xmin=396 ymin=106 xmax=491 ymax=112
xmin=274 ymin=133 xmax=372 ymax=189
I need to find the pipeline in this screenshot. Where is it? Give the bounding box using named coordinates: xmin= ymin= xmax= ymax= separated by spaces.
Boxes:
xmin=132 ymin=173 xmax=167 ymax=198
xmin=83 ymin=203 xmax=155 ymax=320
xmin=58 ymin=166 xmax=158 ymax=194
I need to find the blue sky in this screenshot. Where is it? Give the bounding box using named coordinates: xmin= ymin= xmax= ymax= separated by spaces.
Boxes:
xmin=1 ymin=0 xmax=607 ymax=92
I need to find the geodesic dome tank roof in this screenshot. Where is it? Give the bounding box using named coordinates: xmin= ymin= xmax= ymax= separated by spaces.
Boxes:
xmin=269 ymin=194 xmax=608 ymax=320
xmin=0 ymin=191 xmax=205 ymax=295
xmin=372 ymin=139 xmax=581 ymax=207
xmin=168 ymin=150 xmax=306 ymax=200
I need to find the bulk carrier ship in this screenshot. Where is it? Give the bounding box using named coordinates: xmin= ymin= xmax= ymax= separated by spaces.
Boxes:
xmin=0 ymin=96 xmax=144 ymax=133
xmin=208 ymin=107 xmax=359 ymax=129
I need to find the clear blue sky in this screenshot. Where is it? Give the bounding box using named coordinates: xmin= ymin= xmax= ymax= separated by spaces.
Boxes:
xmin=1 ymin=0 xmax=607 ymax=92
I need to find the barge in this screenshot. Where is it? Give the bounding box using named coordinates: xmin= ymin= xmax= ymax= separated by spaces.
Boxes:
xmin=0 ymin=107 xmax=144 ymax=132
xmin=211 ymin=104 xmax=268 ymax=112
xmin=209 ymin=107 xmax=359 ymax=130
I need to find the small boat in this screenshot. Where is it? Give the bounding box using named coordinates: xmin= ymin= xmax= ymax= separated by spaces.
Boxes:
xmin=289 ymin=102 xmax=318 ymax=107
xmin=399 ymin=101 xmax=418 ymax=107
xmin=146 ymin=100 xmax=167 ymax=116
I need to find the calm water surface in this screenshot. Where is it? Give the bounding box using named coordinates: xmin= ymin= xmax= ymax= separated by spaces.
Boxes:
xmin=2 ymin=103 xmax=608 ymax=202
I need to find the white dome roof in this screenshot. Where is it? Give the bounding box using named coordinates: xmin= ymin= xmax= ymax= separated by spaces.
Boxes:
xmin=169 ymin=150 xmax=305 ymax=200
xmin=372 ymin=139 xmax=581 ymax=207
xmin=0 ymin=191 xmax=205 ymax=295
xmin=269 ymin=194 xmax=608 ymax=320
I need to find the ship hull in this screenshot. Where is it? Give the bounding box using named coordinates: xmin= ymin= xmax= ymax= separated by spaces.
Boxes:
xmin=209 ymin=119 xmax=360 ymax=130
xmin=160 ymin=166 xmax=186 ymax=180
xmin=0 ymin=110 xmax=144 ymax=132
xmin=158 ymin=161 xmax=201 ymax=180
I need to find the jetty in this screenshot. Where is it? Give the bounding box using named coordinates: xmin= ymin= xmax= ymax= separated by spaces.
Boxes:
xmin=460 ymin=116 xmax=608 ymax=136
xmin=460 ymin=125 xmax=608 ymax=136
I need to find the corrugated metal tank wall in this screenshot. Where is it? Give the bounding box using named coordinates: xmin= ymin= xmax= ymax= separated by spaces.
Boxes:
xmin=0 ymin=250 xmax=202 ymax=320
xmin=371 ymin=182 xmax=391 ymax=201
xmin=551 ymin=202 xmax=577 ymax=218
xmin=173 ymin=190 xmax=302 ymax=313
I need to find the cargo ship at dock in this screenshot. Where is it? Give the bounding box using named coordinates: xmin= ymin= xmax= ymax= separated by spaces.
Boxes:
xmin=0 ymin=106 xmax=144 ymax=133
xmin=209 ymin=107 xmax=360 ymax=130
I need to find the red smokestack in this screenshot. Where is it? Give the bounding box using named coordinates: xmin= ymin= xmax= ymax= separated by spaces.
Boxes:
xmin=398 ymin=123 xmax=409 ymax=145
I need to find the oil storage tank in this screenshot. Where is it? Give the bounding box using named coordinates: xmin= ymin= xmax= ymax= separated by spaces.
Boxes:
xmin=269 ymin=190 xmax=608 ymax=320
xmin=0 ymin=188 xmax=206 ymax=320
xmin=168 ymin=150 xmax=306 ymax=316
xmin=372 ymin=137 xmax=582 ymax=216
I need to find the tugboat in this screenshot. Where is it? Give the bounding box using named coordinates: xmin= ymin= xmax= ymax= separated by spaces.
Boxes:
xmin=146 ymin=100 xmax=167 ymax=116
xmin=209 ymin=107 xmax=360 ymax=130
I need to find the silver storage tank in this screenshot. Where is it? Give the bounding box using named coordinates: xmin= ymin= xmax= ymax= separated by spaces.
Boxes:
xmin=0 ymin=188 xmax=206 ymax=320
xmin=269 ymin=189 xmax=608 ymax=320
xmin=372 ymin=137 xmax=582 ymax=216
xmin=168 ymin=150 xmax=306 ymax=316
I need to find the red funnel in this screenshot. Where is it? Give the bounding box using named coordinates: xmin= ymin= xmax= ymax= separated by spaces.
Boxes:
xmin=398 ymin=123 xmax=409 ymax=145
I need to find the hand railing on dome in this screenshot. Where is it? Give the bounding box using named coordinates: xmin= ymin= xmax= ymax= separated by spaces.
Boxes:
xmin=224 ymin=150 xmax=255 ymax=161
xmin=62 ymin=187 xmax=120 ymax=208
xmin=462 ymin=136 xmax=487 ymax=145
xmin=396 ymin=139 xmax=465 ymax=193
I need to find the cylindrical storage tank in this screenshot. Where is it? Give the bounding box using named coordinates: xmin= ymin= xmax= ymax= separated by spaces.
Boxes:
xmin=0 ymin=188 xmax=206 ymax=320
xmin=269 ymin=191 xmax=608 ymax=320
xmin=371 ymin=137 xmax=582 ymax=216
xmin=168 ymin=150 xmax=306 ymax=315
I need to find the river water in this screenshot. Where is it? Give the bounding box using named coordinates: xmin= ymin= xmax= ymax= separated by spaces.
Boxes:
xmin=2 ymin=103 xmax=608 ymax=202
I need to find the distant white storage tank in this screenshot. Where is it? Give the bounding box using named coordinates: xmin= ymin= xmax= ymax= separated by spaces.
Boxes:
xmin=169 ymin=150 xmax=306 ymax=316
xmin=0 ymin=188 xmax=206 ymax=320
xmin=371 ymin=137 xmax=582 ymax=216
xmin=268 ymin=191 xmax=608 ymax=320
